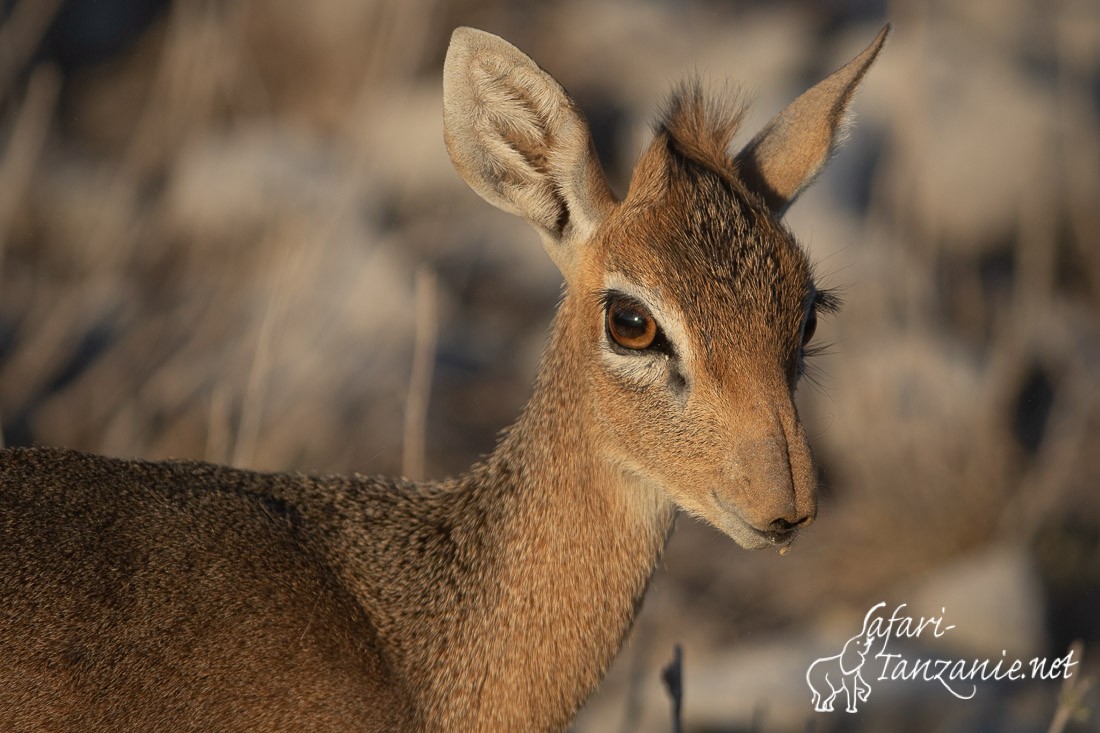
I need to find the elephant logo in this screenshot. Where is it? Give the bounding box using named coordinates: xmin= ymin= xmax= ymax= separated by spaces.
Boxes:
xmin=806 ymin=602 xmax=885 ymax=713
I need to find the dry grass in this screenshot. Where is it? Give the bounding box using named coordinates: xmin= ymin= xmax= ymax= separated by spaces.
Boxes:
xmin=1 ymin=0 xmax=1098 ymax=730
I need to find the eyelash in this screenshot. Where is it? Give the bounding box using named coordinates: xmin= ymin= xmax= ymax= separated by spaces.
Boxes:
xmin=797 ymin=289 xmax=841 ymax=381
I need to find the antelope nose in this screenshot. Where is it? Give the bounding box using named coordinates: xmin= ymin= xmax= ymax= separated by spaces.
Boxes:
xmin=768 ymin=516 xmax=811 ymax=533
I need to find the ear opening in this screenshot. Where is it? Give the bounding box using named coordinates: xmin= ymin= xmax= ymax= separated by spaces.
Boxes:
xmin=735 ymin=24 xmax=891 ymax=216
xmin=443 ymin=27 xmax=615 ymax=273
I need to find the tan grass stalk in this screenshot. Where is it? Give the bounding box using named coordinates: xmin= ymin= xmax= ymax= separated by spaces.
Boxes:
xmin=402 ymin=266 xmax=438 ymax=480
xmin=0 ymin=0 xmax=62 ymax=101
xmin=0 ymin=65 xmax=60 ymax=448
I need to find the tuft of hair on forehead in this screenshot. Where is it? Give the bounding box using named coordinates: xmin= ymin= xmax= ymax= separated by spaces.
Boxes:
xmin=655 ymin=79 xmax=752 ymax=182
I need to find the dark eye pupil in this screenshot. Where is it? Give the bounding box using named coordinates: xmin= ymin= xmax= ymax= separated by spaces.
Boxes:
xmin=614 ymin=310 xmax=647 ymax=337
xmin=802 ymin=309 xmax=817 ymax=346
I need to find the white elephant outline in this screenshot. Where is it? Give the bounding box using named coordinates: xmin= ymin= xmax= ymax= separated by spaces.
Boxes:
xmin=806 ymin=602 xmax=884 ymax=713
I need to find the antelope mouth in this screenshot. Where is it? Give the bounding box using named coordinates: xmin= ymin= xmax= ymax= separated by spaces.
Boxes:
xmin=760 ymin=527 xmax=796 ymax=545
xmin=709 ymin=490 xmax=799 ymax=553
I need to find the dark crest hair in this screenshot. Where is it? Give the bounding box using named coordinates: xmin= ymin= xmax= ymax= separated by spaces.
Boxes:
xmin=654 ymin=79 xmax=752 ymax=184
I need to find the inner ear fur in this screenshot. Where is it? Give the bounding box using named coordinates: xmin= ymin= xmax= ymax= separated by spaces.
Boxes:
xmin=735 ymin=24 xmax=891 ymax=216
xmin=443 ymin=27 xmax=615 ymax=274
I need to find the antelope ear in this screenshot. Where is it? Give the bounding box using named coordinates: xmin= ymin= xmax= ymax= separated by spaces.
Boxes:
xmin=443 ymin=27 xmax=615 ymax=275
xmin=735 ymin=24 xmax=891 ymax=216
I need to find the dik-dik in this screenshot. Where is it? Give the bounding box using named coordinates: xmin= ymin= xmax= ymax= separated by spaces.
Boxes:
xmin=0 ymin=25 xmax=888 ymax=731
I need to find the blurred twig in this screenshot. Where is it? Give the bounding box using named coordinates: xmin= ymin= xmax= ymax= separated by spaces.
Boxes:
xmin=122 ymin=0 xmax=240 ymax=180
xmin=661 ymin=643 xmax=683 ymax=733
xmin=0 ymin=0 xmax=62 ymax=102
xmin=402 ymin=267 xmax=438 ymax=480
xmin=1048 ymin=640 xmax=1091 ymax=733
xmin=232 ymin=242 xmax=297 ymax=468
xmin=0 ymin=65 xmax=59 ymax=277
xmin=617 ymin=623 xmax=655 ymax=733
xmin=0 ymin=65 xmax=60 ymax=449
xmin=358 ymin=0 xmax=438 ymax=92
xmin=1055 ymin=4 xmax=1100 ymax=314
xmin=82 ymin=0 xmax=243 ymax=274
xmin=205 ymin=383 xmax=232 ymax=465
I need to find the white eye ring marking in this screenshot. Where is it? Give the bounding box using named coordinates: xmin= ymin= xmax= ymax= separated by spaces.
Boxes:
xmin=599 ymin=273 xmax=695 ymax=390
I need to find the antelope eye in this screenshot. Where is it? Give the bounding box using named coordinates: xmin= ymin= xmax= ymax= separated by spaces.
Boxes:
xmin=801 ymin=308 xmax=818 ymax=347
xmin=607 ymin=298 xmax=657 ymax=350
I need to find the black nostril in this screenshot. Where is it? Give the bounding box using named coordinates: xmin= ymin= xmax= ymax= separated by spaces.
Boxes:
xmin=769 ymin=516 xmax=808 ymax=532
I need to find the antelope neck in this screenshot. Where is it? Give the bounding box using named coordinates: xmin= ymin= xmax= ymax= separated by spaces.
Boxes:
xmin=434 ymin=303 xmax=676 ymax=727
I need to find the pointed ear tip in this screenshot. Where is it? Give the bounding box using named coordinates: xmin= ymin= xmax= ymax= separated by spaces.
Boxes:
xmin=445 ymin=28 xmax=469 ymax=66
xmin=849 ymin=23 xmax=891 ymax=70
xmin=447 ymin=26 xmax=497 ymax=56
xmin=872 ymin=23 xmax=893 ymax=50
xmin=445 ymin=27 xmax=494 ymax=80
xmin=450 ymin=26 xmax=482 ymax=43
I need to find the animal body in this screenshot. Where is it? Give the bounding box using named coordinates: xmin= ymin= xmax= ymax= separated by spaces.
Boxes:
xmin=0 ymin=25 xmax=888 ymax=731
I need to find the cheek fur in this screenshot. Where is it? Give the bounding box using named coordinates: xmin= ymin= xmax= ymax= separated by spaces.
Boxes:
xmin=598 ymin=347 xmax=671 ymax=391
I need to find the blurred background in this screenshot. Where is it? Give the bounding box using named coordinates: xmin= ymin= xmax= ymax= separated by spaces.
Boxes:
xmin=1 ymin=0 xmax=1098 ymax=730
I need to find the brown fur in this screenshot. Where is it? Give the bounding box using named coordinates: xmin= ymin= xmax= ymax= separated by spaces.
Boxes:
xmin=0 ymin=25 xmax=888 ymax=732
xmin=657 ymin=78 xmax=751 ymax=185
